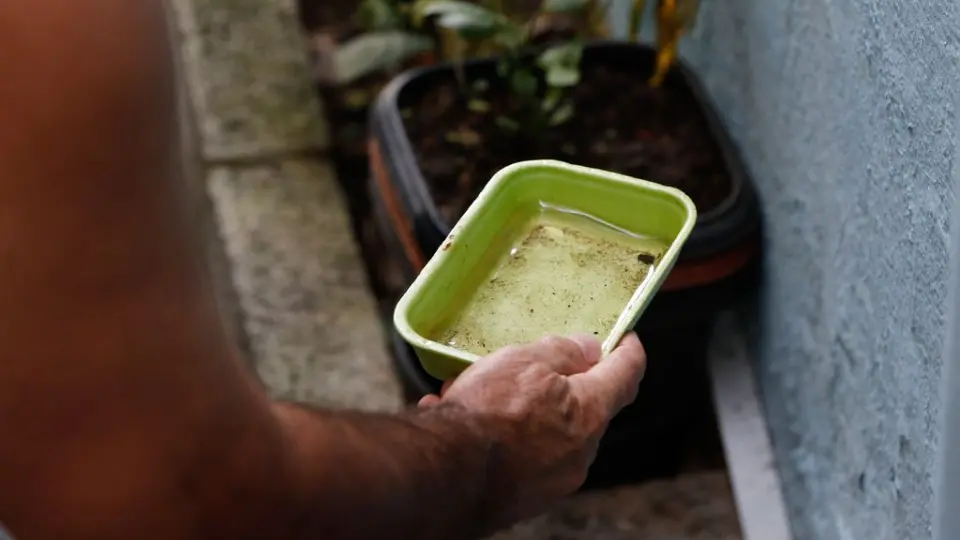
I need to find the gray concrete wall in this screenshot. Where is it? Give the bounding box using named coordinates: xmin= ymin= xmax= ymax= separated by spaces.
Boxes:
xmin=678 ymin=2 xmax=957 ymax=539
xmin=608 ymin=1 xmax=959 ymax=538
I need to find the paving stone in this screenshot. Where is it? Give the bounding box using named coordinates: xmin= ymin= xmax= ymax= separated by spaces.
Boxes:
xmin=492 ymin=471 xmax=742 ymax=540
xmin=207 ymin=158 xmax=402 ymax=411
xmin=167 ymin=0 xmax=328 ymax=160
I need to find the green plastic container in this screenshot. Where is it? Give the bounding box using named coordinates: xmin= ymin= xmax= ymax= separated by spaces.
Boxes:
xmin=393 ymin=160 xmax=697 ymax=380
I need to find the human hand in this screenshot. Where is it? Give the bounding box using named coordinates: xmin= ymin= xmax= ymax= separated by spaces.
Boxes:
xmin=418 ymin=332 xmax=646 ymax=529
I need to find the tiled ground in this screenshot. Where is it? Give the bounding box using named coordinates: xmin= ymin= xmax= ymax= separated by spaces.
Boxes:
xmin=168 ymin=0 xmax=328 ymax=161
xmin=169 ymin=0 xmax=743 ymax=535
xmin=169 ymin=0 xmax=402 ymax=411
xmin=207 ymin=160 xmax=401 ymax=410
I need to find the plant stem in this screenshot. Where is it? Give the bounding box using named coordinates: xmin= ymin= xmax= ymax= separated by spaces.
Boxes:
xmin=628 ymin=0 xmax=646 ymax=42
xmin=586 ymin=0 xmax=611 ymax=39
xmin=439 ymin=29 xmax=468 ymax=92
xmin=649 ymin=0 xmax=677 ymax=87
xmin=488 ymin=0 xmax=504 ymax=14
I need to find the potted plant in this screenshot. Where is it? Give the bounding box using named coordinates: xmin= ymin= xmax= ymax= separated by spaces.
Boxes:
xmin=368 ymin=0 xmax=762 ymax=485
xmin=369 ymin=0 xmax=760 ymax=321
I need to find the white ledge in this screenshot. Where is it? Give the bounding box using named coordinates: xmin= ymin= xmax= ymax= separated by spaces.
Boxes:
xmin=709 ymin=312 xmax=793 ymax=540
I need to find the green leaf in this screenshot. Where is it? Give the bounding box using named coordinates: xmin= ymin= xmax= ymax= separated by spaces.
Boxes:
xmin=415 ymin=0 xmax=491 ymax=19
xmin=549 ymin=102 xmax=575 ymax=125
xmin=468 ymin=99 xmax=491 ymax=112
xmin=496 ymin=115 xmax=520 ymax=132
xmin=492 ymin=25 xmax=526 ymax=50
xmin=413 ymin=0 xmax=503 ymax=39
xmin=496 ymin=59 xmax=511 ymax=78
xmin=545 ymin=66 xmax=580 ymax=87
xmin=333 ymin=31 xmax=434 ymax=85
xmin=538 ymin=42 xmax=583 ymax=88
xmin=537 ymin=42 xmax=583 ymax=70
xmin=628 ymin=0 xmax=646 ymax=40
xmin=445 ymin=128 xmax=481 ymax=146
xmin=541 ymin=0 xmax=590 ymax=13
xmin=344 ymin=88 xmax=374 ymax=109
xmin=437 ymin=13 xmax=499 ymax=38
xmin=509 ymin=69 xmax=539 ymax=97
xmin=358 ymin=0 xmax=404 ymax=30
xmin=541 ymin=87 xmax=562 ymax=111
xmin=471 ymin=78 xmax=490 ymax=93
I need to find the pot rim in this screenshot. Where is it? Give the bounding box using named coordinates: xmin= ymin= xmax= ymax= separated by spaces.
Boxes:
xmin=371 ymin=40 xmax=761 ymax=262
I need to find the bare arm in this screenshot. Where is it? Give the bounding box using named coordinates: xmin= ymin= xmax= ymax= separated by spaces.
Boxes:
xmin=0 ymin=1 xmax=646 ymax=539
xmin=273 ymin=403 xmax=499 ymax=540
xmin=0 ymin=0 xmax=501 ymax=538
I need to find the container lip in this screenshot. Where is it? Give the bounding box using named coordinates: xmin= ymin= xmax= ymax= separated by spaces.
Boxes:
xmin=393 ymin=159 xmax=698 ymax=363
xmin=370 ymin=40 xmax=760 ymax=261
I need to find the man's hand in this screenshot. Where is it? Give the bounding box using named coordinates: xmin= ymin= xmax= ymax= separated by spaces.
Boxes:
xmin=418 ymin=332 xmax=647 ymax=530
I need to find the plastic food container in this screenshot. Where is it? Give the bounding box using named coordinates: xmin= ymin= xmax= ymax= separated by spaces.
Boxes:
xmin=393 ymin=160 xmax=697 ymax=380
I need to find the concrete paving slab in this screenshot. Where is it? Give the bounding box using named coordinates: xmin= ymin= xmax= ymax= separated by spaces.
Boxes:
xmin=207 ymin=158 xmax=402 ymax=411
xmin=168 ymin=0 xmax=328 ymax=161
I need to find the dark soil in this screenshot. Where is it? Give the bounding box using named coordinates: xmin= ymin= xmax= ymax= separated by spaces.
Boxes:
xmin=401 ymin=64 xmax=734 ymax=224
xmin=298 ymin=0 xmax=361 ymax=41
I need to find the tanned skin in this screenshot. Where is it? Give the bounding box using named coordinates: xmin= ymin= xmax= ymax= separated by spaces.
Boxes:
xmin=0 ymin=1 xmax=648 ymax=539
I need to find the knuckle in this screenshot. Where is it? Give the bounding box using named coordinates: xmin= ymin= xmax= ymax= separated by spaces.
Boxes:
xmin=519 ymin=361 xmax=553 ymax=382
xmin=540 ymin=335 xmax=583 ymax=362
xmin=539 ymin=335 xmax=573 ymax=351
xmin=501 ymin=406 xmax=528 ymax=426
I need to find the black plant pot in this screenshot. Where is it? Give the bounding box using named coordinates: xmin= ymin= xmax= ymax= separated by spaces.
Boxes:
xmin=370 ymin=41 xmax=762 ymax=489
xmin=368 ymin=40 xmax=762 ymax=325
xmin=387 ymin=320 xmax=443 ymax=402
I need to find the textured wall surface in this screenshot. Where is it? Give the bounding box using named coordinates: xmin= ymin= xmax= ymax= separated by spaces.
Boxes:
xmin=671 ymin=1 xmax=958 ymax=538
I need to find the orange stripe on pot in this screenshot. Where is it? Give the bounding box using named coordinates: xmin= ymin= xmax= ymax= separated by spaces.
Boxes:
xmin=661 ymin=238 xmax=760 ymax=292
xmin=414 ymin=50 xmax=437 ymax=66
xmin=369 ymin=138 xmax=427 ymax=272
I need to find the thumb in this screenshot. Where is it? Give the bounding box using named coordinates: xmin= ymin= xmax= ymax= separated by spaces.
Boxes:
xmin=570 ymin=332 xmax=647 ymax=414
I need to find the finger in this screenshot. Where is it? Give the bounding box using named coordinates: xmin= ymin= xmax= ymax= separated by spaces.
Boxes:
xmin=534 ymin=335 xmax=602 ymax=375
xmin=418 ymin=394 xmax=441 ymax=408
xmin=440 ymin=379 xmax=454 ymax=396
xmin=570 ymin=332 xmax=647 ymax=414
xmin=567 ymin=333 xmax=603 ymax=367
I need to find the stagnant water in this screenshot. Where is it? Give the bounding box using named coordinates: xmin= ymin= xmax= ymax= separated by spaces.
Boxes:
xmin=434 ymin=206 xmax=667 ymax=356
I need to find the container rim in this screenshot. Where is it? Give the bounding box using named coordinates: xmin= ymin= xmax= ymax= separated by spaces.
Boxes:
xmin=393 ymin=159 xmax=698 ymax=365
